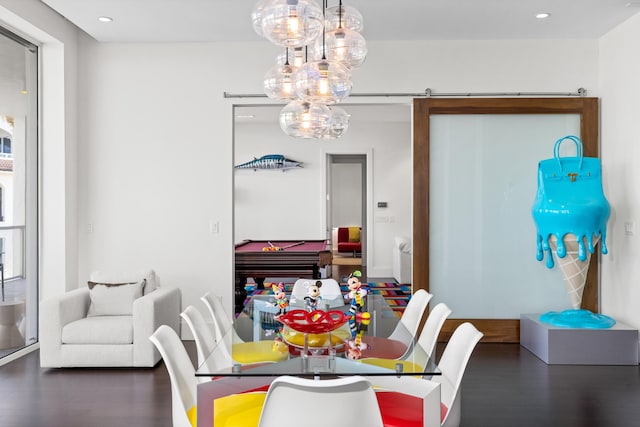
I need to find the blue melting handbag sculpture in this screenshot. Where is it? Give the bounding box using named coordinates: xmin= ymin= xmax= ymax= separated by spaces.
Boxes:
xmin=531 ymin=135 xmax=610 ymax=269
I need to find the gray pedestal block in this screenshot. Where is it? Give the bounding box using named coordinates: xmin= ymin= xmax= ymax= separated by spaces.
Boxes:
xmin=520 ymin=313 xmax=639 ymax=365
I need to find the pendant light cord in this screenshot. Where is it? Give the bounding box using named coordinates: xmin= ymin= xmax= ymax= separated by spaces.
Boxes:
xmin=322 ymin=0 xmax=327 ymax=60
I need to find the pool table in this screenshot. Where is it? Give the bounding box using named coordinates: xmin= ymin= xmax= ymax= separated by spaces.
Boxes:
xmin=234 ymin=239 xmax=332 ymax=314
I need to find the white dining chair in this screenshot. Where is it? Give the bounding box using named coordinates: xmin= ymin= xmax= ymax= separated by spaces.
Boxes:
xmin=358 ymin=302 xmax=451 ymax=374
xmin=258 ymin=376 xmax=384 ymax=427
xmin=367 ymin=375 xmax=442 ymax=427
xmin=387 ymin=288 xmax=433 ymax=349
xmin=180 ymin=305 xmax=215 ymax=367
xmin=149 ymin=325 xmax=201 ymax=427
xmin=201 ymin=291 xmax=244 ymax=344
xmin=374 ymin=322 xmax=483 ymax=427
xmin=180 ymin=305 xmax=233 ymax=375
xmin=150 ymin=324 xmax=268 ymax=427
xmin=290 ymin=278 xmax=342 ymax=304
xmin=433 ymin=322 xmax=483 ymax=427
xmin=201 ymin=292 xmax=289 ymax=365
xmin=417 ymin=302 xmax=453 ymax=361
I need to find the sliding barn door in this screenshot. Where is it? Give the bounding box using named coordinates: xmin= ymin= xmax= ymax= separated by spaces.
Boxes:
xmin=413 ymin=98 xmax=599 ymax=342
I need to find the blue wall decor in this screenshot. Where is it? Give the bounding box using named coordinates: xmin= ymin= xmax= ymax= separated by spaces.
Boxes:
xmin=235 ymin=154 xmax=303 ymax=171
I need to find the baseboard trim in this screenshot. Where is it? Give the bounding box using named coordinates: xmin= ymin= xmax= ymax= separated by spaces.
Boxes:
xmin=0 ymin=342 xmax=40 ymax=367
xmin=440 ymin=319 xmax=520 ymax=343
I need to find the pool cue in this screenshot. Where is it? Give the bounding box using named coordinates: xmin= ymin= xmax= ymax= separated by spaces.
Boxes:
xmin=279 ymin=241 xmax=305 ymax=250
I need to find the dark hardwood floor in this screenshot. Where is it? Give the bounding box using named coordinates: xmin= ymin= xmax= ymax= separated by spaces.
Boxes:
xmin=0 ymin=342 xmax=638 ymax=427
xmin=461 ymin=343 xmax=640 ymax=427
xmin=1 ymin=262 xmax=636 ymax=426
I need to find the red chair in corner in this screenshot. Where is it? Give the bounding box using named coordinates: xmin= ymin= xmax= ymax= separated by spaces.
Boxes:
xmin=337 ymin=226 xmax=362 ymax=257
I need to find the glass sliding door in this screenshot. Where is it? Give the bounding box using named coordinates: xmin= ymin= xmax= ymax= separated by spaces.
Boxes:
xmin=413 ymin=97 xmax=599 ymax=342
xmin=0 ymin=27 xmax=38 ymax=360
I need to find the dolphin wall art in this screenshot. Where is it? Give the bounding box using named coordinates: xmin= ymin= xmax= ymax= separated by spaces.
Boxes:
xmin=234 ymin=154 xmax=303 ymax=171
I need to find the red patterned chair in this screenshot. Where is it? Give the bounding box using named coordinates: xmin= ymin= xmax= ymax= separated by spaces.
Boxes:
xmin=337 ymin=226 xmax=362 ymax=256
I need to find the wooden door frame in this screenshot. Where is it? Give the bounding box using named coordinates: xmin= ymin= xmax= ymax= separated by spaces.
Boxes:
xmin=413 ymin=97 xmax=600 ymax=342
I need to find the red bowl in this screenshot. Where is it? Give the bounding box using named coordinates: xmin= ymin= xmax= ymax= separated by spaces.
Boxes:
xmin=278 ymin=309 xmax=351 ymax=334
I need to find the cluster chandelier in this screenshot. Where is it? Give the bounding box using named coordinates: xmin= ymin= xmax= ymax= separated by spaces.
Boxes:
xmin=251 ymin=0 xmax=367 ymax=139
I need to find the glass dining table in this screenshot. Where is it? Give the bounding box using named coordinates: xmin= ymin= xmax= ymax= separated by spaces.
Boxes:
xmin=195 ymin=294 xmax=441 ymax=425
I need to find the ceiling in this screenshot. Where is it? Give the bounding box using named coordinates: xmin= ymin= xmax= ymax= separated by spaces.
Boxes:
xmin=30 ymin=1 xmax=640 ymax=126
xmin=40 ymin=0 xmax=640 ymax=43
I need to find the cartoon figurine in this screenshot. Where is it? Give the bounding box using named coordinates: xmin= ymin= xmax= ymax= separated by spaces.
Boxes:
xmin=304 ymin=280 xmax=323 ymax=312
xmin=272 ymin=330 xmax=288 ymax=354
xmin=345 ymin=270 xmax=367 ymax=313
xmin=345 ymin=341 xmax=362 ymax=360
xmin=344 ymin=271 xmax=368 ymax=338
xmin=271 ymin=282 xmax=289 ymax=317
xmin=347 ymin=311 xmax=370 ymax=354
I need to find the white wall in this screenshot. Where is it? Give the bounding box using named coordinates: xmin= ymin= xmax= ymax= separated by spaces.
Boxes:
xmin=599 ymin=13 xmax=640 ymax=334
xmin=234 ymin=122 xmax=327 ymax=241
xmin=331 ymin=162 xmax=362 ymax=228
xmin=356 ymin=40 xmax=598 ymax=95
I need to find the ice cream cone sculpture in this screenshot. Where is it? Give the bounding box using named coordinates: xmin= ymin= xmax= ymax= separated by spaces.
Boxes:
xmin=531 ymin=135 xmax=610 ymax=309
xmin=549 ymin=235 xmax=597 ymax=309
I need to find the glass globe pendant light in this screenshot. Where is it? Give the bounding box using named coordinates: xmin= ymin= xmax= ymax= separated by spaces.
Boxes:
xmin=293 ymin=0 xmax=353 ymax=104
xmin=250 ymin=0 xmax=270 ymax=38
xmin=260 ymin=0 xmax=324 ymax=48
xmin=323 ymin=1 xmax=366 ymax=68
xmin=324 ymin=3 xmax=363 ymax=32
xmin=294 ymin=58 xmax=352 ymax=104
xmin=253 ymin=0 xmax=365 ymax=139
xmin=264 ymin=49 xmax=298 ymax=100
xmin=320 ymin=105 xmax=350 ymax=139
xmin=324 ymin=26 xmax=367 ymax=68
xmin=280 ymin=100 xmax=331 ymax=138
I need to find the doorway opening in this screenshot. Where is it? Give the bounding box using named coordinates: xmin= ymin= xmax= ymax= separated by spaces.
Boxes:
xmin=326 ymin=154 xmax=367 ymax=269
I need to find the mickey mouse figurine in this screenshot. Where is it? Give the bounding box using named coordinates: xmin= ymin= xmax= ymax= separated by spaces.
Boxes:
xmin=345 ymin=270 xmax=367 ymax=314
xmin=271 ymin=282 xmax=289 ymax=317
xmin=304 ymin=280 xmax=323 ymax=312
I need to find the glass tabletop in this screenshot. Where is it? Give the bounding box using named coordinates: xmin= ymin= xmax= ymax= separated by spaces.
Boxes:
xmin=196 ymin=294 xmax=440 ymax=378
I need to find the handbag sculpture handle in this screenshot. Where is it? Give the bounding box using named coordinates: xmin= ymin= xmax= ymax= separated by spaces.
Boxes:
xmin=553 ymin=135 xmax=584 ymax=172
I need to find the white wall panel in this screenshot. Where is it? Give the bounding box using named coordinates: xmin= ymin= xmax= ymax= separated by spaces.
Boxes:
xmin=599 ymin=13 xmax=640 ymax=333
xmin=429 ymin=114 xmax=581 ymax=317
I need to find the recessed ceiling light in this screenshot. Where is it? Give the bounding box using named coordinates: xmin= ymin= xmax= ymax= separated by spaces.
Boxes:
xmin=536 ymin=12 xmax=551 ymax=19
xmin=98 ymin=16 xmax=113 ymax=23
xmin=236 ymin=115 xmax=256 ymax=119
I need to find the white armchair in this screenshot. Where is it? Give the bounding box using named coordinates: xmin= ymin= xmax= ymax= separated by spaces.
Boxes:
xmin=393 ymin=236 xmax=412 ymax=284
xmin=40 ymin=270 xmax=181 ymax=368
